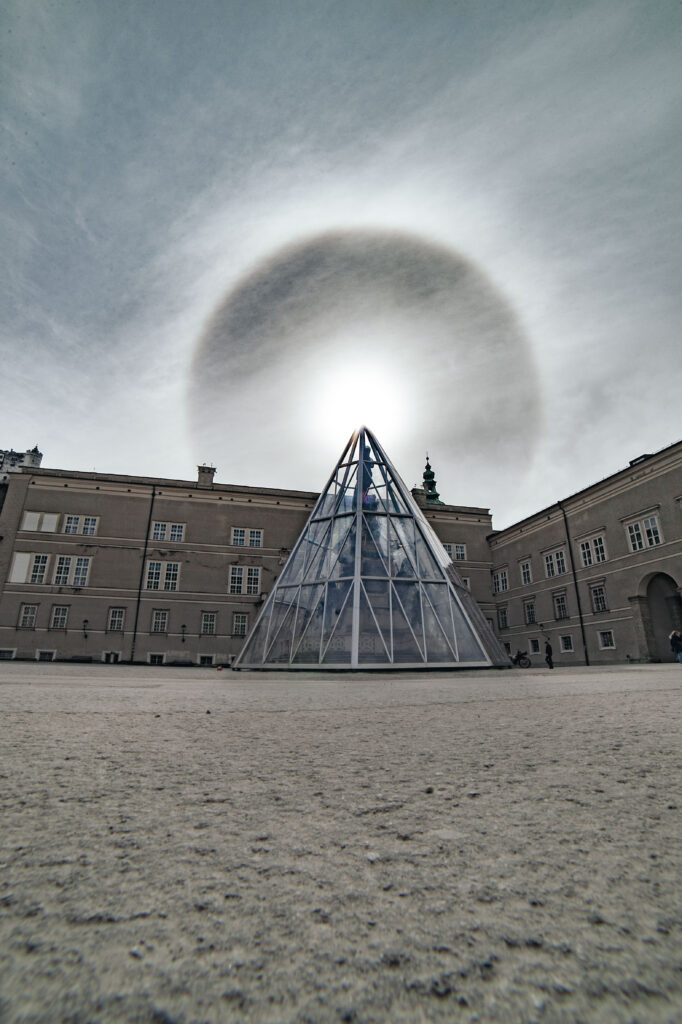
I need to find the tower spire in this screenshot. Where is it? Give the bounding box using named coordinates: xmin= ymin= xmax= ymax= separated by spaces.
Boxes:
xmin=423 ymin=453 xmax=444 ymax=505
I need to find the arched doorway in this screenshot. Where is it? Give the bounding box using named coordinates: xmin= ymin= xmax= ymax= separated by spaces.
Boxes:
xmin=645 ymin=573 xmax=682 ymax=661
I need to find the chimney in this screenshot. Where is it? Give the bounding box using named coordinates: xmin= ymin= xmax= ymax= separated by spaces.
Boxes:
xmin=197 ymin=464 xmax=216 ymax=488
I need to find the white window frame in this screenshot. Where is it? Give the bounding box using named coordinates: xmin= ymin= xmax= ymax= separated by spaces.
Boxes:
xmin=248 ymin=529 xmax=263 ymax=548
xmin=145 ymin=560 xmax=180 ymax=591
xmin=524 ymin=600 xmax=536 ymax=625
xmin=64 ymin=515 xmax=81 ymax=535
xmin=201 ymin=611 xmax=217 ymax=636
xmin=231 ymin=528 xmax=246 ymax=546
xmin=229 ymin=566 xmax=244 ymax=594
xmin=598 ymin=629 xmax=616 ymax=649
xmin=36 ymin=650 xmax=56 ymax=662
xmin=169 ymin=523 xmax=185 ymax=543
xmin=50 ymin=605 xmax=69 ymax=630
xmin=544 ymin=550 xmax=567 ymax=578
xmin=0 ymin=649 xmax=16 ymax=660
xmin=626 ymin=515 xmax=663 ymax=552
xmin=591 ymin=585 xmax=608 ymax=614
xmin=21 ymin=511 xmax=59 ymax=532
xmin=529 ymin=638 xmax=540 ymax=655
xmin=30 ymin=554 xmax=49 ymax=584
xmin=19 ymin=604 xmax=38 ymax=629
xmin=246 ymin=567 xmax=261 ymax=595
xmin=152 ymin=522 xmax=185 ymax=542
xmin=560 ymin=634 xmax=574 ymax=653
xmin=492 ymin=569 xmax=508 ymax=594
xmin=553 ymin=592 xmax=568 ymax=620
xmin=580 ymin=535 xmax=607 ymax=567
xmin=454 ymin=543 xmax=466 ymax=561
xmin=443 ymin=543 xmax=453 ymax=557
xmin=107 ymin=608 xmax=126 ymax=632
xmin=497 ymin=607 xmax=508 ymax=630
xmin=520 ymin=560 xmax=532 ymax=585
xmin=233 ymin=612 xmax=248 ymax=637
xmin=151 ymin=609 xmax=169 ymax=634
xmin=148 ymin=653 xmax=165 ymax=666
xmin=198 ymin=654 xmax=215 ymax=666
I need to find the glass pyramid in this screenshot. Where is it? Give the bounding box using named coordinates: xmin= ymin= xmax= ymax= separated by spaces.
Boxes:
xmin=233 ymin=427 xmax=509 ymax=670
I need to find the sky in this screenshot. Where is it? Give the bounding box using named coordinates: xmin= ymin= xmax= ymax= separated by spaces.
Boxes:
xmin=2 ymin=0 xmax=681 ymax=528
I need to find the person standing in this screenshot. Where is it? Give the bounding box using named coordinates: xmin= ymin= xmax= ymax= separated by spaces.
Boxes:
xmin=669 ymin=630 xmax=682 ymax=664
xmin=545 ymin=638 xmax=554 ymax=669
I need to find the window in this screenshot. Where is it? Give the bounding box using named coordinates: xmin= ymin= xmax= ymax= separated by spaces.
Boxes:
xmin=443 ymin=543 xmax=453 ymax=557
xmin=63 ymin=515 xmax=98 ymax=536
xmin=627 ymin=515 xmax=662 ymax=552
xmin=599 ymin=630 xmax=615 ymax=649
xmin=524 ymin=601 xmax=536 ymax=625
xmin=50 ymin=606 xmax=69 ymax=630
xmin=580 ymin=535 xmax=607 ymax=567
xmin=461 ymin=577 xmax=470 ymax=589
xmin=21 ymin=511 xmax=59 ymax=532
xmin=108 ymin=608 xmax=125 ymax=632
xmin=520 ymin=561 xmax=532 ymax=585
xmin=37 ymin=650 xmax=55 ymax=662
xmin=529 ymin=638 xmax=540 ymax=655
xmin=19 ymin=604 xmax=38 ymax=628
xmin=148 ymin=653 xmax=165 ymax=665
xmin=553 ymin=593 xmax=568 ymax=620
xmin=560 ymin=635 xmax=574 ymax=652
xmin=54 ymin=556 xmax=71 ymax=585
xmin=591 ymin=585 xmax=608 ymax=613
xmin=0 ymin=650 xmax=16 ymax=660
xmin=232 ymin=528 xmax=246 ymax=546
xmin=249 ymin=529 xmax=263 ymax=548
xmin=201 ymin=612 xmax=217 ymax=636
xmin=145 ymin=560 xmax=180 ymax=591
xmin=230 ymin=566 xmax=261 ymax=595
xmin=233 ymin=612 xmax=248 ymax=636
xmin=545 ymin=550 xmax=567 ymax=578
xmin=199 ymin=655 xmax=215 ymax=666
xmin=72 ymin=558 xmax=90 ymax=587
xmin=492 ymin=569 xmax=508 ymax=594
xmin=151 ymin=610 xmax=168 ymax=633
xmin=454 ymin=543 xmax=466 ymax=561
xmin=30 ymin=554 xmax=49 ymax=584
xmin=497 ymin=607 xmax=508 ymax=630
xmin=152 ymin=522 xmax=185 ymax=542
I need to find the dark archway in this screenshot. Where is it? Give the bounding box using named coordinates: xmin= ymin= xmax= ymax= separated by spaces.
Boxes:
xmin=645 ymin=573 xmax=682 ymax=661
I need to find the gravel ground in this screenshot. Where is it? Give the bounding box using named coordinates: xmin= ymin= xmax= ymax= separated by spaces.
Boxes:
xmin=0 ymin=663 xmax=680 ymax=1024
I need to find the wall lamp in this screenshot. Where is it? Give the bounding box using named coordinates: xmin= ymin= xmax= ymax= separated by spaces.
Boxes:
xmin=181 ymin=623 xmax=187 ymax=643
xmin=82 ymin=618 xmax=89 ymax=639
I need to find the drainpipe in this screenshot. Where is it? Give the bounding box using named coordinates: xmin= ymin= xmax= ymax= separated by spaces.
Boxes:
xmin=557 ymin=499 xmax=590 ymax=666
xmin=129 ymin=485 xmax=156 ymax=664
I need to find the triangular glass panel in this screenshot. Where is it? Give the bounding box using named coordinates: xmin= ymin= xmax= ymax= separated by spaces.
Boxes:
xmin=361 ymin=514 xmax=390 ymax=577
xmin=291 ymin=585 xmax=326 ymax=664
xmin=449 ymin=593 xmax=487 ymax=662
xmin=422 ymin=583 xmax=457 ymax=654
xmin=264 ymin=597 xmax=298 ymax=664
xmin=390 ymin=583 xmax=425 ymax=663
xmin=422 ymin=587 xmax=457 ymax=662
xmin=357 ymin=583 xmax=390 ymax=663
xmin=394 ymin=580 xmax=425 ymax=657
xmin=413 ymin=527 xmax=444 ymax=580
xmin=262 ymin=586 xmax=299 ymax=659
xmin=323 ymin=579 xmax=353 ymax=651
xmin=319 ymin=514 xmax=354 ymax=579
xmin=364 ymin=578 xmax=391 ymax=657
xmin=365 ymin=515 xmax=390 ymax=572
xmin=330 ymin=519 xmax=357 ymax=579
xmin=389 ymin=517 xmax=418 ymax=578
xmin=321 ymin=581 xmax=354 ymax=664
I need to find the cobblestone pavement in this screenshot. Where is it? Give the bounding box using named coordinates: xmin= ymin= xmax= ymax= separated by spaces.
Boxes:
xmin=0 ymin=663 xmax=680 ymax=1023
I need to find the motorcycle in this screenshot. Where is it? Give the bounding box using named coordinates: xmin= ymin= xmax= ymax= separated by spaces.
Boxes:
xmin=510 ymin=650 xmax=531 ymax=668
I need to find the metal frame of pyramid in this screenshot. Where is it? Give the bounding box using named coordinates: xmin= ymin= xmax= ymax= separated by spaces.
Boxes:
xmin=233 ymin=427 xmax=509 ymax=671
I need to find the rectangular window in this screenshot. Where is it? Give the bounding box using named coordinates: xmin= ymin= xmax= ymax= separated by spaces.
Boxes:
xmin=108 ymin=608 xmax=125 ymax=632
xmin=230 ymin=566 xmax=244 ymax=594
xmin=232 ymin=528 xmax=246 ymax=546
xmin=524 ymin=601 xmax=536 ymax=625
xmin=529 ymin=638 xmax=540 ymax=655
xmin=152 ymin=610 xmax=168 ymax=633
xmin=545 ymin=551 xmax=567 ymax=578
xmin=643 ymin=516 xmax=661 ymax=547
xmin=64 ymin=515 xmax=80 ymax=535
xmin=627 ymin=522 xmax=644 ymax=551
xmin=163 ymin=562 xmax=180 ymax=591
xmin=497 ymin=607 xmax=508 ymax=630
xmin=50 ymin=606 xmax=69 ymax=630
xmin=54 ymin=556 xmax=72 ymax=586
xmin=443 ymin=543 xmax=453 ymax=557
xmin=72 ymin=557 xmax=90 ymax=587
xmin=0 ymin=650 xmax=16 ymax=660
xmin=146 ymin=561 xmax=162 ymax=590
xmin=152 ymin=522 xmax=167 ymax=541
xmin=591 ymin=585 xmax=608 ymax=613
xmin=19 ymin=604 xmax=38 ymax=628
xmin=37 ymin=651 xmax=55 ymax=662
xmin=599 ymin=629 xmax=615 ymax=649
xmin=454 ymin=543 xmax=466 ymax=561
xmin=592 ymin=536 xmax=606 ymax=562
xmin=560 ymin=635 xmax=574 ymax=652
xmin=580 ymin=541 xmax=593 ymax=567
xmin=249 ymin=529 xmax=263 ymax=548
xmin=246 ymin=567 xmax=261 ymax=595
xmin=553 ymin=593 xmax=568 ymax=620
xmin=30 ymin=554 xmax=49 ymax=584
xmin=149 ymin=653 xmax=165 ymax=666
xmin=233 ymin=612 xmax=248 ymax=636
xmin=199 ymin=654 xmax=215 ymax=666
xmin=461 ymin=577 xmax=470 ymax=589
xmin=169 ymin=524 xmax=185 ymax=542
xmin=82 ymin=517 xmax=98 ymax=536
xmin=492 ymin=569 xmax=508 ymax=594
xmin=581 ymin=536 xmax=607 ymax=567
xmin=520 ymin=561 xmax=532 ymax=585
xmin=201 ymin=612 xmax=217 ymax=635
xmin=22 ymin=511 xmax=41 ymax=531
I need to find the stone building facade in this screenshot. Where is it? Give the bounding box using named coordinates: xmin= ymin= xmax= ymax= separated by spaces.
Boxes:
xmin=0 ymin=441 xmax=679 ymax=666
